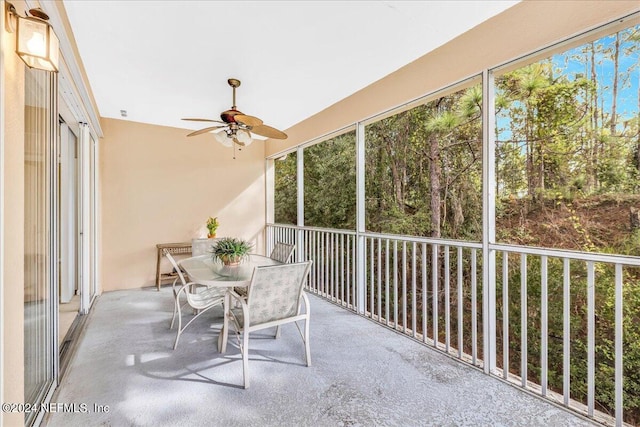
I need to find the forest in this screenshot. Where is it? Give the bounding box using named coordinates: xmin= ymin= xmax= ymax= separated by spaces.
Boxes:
xmin=274 ymin=25 xmax=640 ymax=424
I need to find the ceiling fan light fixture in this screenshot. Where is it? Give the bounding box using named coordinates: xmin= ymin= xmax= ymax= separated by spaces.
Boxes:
xmin=236 ymin=129 xmax=252 ymax=146
xmin=214 ymin=131 xmax=233 ymax=147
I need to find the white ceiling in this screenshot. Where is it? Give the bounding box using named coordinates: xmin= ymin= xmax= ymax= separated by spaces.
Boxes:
xmin=62 ymin=1 xmax=519 ymax=135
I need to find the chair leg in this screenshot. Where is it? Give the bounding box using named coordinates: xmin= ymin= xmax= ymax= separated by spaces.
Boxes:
xmin=170 ymin=297 xmax=178 ymax=329
xmin=274 ymin=325 xmax=281 ymax=339
xmin=173 ymin=304 xmax=183 ymax=350
xmin=304 ymin=318 xmax=311 ymax=367
xmin=219 ymin=307 xmax=229 ymax=354
xmin=242 ymin=330 xmax=250 ymax=389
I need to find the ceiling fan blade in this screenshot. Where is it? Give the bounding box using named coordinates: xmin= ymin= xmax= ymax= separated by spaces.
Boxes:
xmin=187 ymin=126 xmax=226 ymax=137
xmin=234 ymin=114 xmax=263 ymax=127
xmin=233 ymin=138 xmax=246 ymax=147
xmin=182 ymin=118 xmax=226 ymax=124
xmin=250 ymin=124 xmax=288 ymax=139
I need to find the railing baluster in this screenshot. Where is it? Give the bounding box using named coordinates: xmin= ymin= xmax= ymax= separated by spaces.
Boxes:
xmin=423 ymin=243 xmax=428 ymax=344
xmin=341 ymin=233 xmax=345 ymax=306
xmin=445 ymin=245 xmax=450 ymax=353
xmin=327 ymin=233 xmax=332 ymax=299
xmin=346 ymin=234 xmax=350 ymax=307
xmin=458 ymin=247 xmax=463 ymax=358
xmin=402 ymin=241 xmax=407 ymax=333
xmin=321 ymin=232 xmax=326 ymax=297
xmin=433 ymin=244 xmax=439 ymax=347
xmin=370 ymin=238 xmax=375 ymax=318
xmin=385 ymin=239 xmax=390 ymax=327
xmin=333 ymin=233 xmax=338 ymax=301
xmin=335 ymin=233 xmax=340 ymax=301
xmin=563 ymin=258 xmax=570 ymax=406
xmin=378 ymin=238 xmax=383 ymax=322
xmin=615 ymin=263 xmax=623 ymax=427
xmin=352 ymin=235 xmax=356 ymax=310
xmin=587 ymin=261 xmax=595 ymax=417
xmin=412 ymin=241 xmax=417 ymax=338
xmin=521 ymin=253 xmax=527 ymax=388
xmin=541 ymin=256 xmax=548 ymax=397
xmin=472 ymin=248 xmax=478 ymax=365
xmin=327 ymin=233 xmax=335 ymax=301
xmin=394 ymin=240 xmax=398 ymax=330
xmin=503 ymin=252 xmax=509 ymax=380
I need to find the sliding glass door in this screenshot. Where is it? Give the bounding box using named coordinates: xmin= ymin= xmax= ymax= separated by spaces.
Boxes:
xmin=24 ymin=67 xmax=57 ymax=426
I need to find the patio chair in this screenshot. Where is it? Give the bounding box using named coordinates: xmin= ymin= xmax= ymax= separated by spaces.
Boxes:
xmin=269 ymin=242 xmax=295 ymax=263
xmin=233 ymin=242 xmax=295 ymax=299
xmin=218 ymin=261 xmax=313 ymax=389
xmin=165 ymin=251 xmax=225 ymax=349
xmin=192 ymin=237 xmax=218 ymax=256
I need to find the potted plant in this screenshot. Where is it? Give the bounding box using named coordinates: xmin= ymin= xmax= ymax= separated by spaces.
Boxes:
xmin=211 ymin=237 xmax=252 ymax=266
xmin=206 ymin=217 xmax=219 ymax=238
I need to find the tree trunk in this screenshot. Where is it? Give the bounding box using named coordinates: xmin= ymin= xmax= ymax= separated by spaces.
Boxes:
xmin=429 ymin=134 xmax=441 ymax=238
xmin=586 ymin=42 xmax=598 ymax=192
xmin=610 ymin=32 xmax=620 ymax=136
xmin=385 ymin=137 xmax=404 ymax=209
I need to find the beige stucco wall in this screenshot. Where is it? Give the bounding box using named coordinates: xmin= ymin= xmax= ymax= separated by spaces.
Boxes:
xmin=267 ymin=0 xmax=640 ymax=155
xmin=2 ymin=0 xmax=26 ymax=424
xmin=99 ymin=118 xmax=267 ymax=291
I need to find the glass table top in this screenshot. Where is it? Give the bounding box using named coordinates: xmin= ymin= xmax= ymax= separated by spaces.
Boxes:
xmin=179 ymin=253 xmax=281 ymax=286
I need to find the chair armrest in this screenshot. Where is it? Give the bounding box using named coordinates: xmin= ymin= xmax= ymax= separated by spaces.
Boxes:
xmin=300 ymin=290 xmax=310 ymax=316
xmin=226 ymin=288 xmax=250 ymax=329
xmin=175 ymin=281 xmax=205 ymax=299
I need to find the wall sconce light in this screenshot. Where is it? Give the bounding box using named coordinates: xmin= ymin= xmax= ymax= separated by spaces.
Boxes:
xmin=5 ymin=2 xmax=59 ymax=72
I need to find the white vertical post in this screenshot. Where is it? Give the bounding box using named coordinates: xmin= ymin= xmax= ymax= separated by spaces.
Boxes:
xmin=457 ymin=247 xmax=463 ymax=358
xmin=402 ymin=241 xmax=407 ymax=333
xmin=265 ymin=159 xmax=275 ymax=225
xmin=296 ymin=147 xmax=304 ymax=262
xmin=79 ymin=123 xmax=91 ymax=314
xmin=587 ymin=261 xmax=595 ymax=417
xmin=386 ymin=240 xmax=391 ymax=325
xmin=422 ymin=243 xmax=428 ymax=342
xmin=521 ymin=254 xmax=528 ymax=387
xmin=563 ymin=258 xmax=571 ymax=406
xmin=356 ymin=122 xmax=366 ymax=314
xmin=472 ymin=249 xmax=478 ymax=365
xmin=432 ymin=244 xmax=439 ymax=346
xmin=93 ymin=137 xmax=101 ymax=296
xmin=482 ymin=69 xmax=497 ymax=374
xmin=378 ymin=238 xmax=382 ymax=320
xmin=444 ymin=246 xmax=450 ymax=352
xmin=412 ymin=241 xmax=417 ymax=337
xmin=615 ymin=263 xmax=623 ymax=427
xmin=393 ymin=240 xmax=398 ymax=329
xmin=0 ymin=21 xmax=5 ymax=411
xmin=541 ymin=256 xmax=548 ymax=396
xmin=503 ymin=252 xmax=509 ymax=379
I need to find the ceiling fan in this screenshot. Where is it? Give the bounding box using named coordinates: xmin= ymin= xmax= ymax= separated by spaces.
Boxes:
xmin=182 ymin=78 xmax=288 ymax=149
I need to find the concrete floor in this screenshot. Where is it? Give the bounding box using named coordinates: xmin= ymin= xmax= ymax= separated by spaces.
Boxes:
xmin=46 ymin=287 xmax=595 ymax=427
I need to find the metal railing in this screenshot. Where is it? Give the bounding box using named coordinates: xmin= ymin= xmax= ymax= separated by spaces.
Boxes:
xmin=266 ymin=223 xmax=640 ymax=426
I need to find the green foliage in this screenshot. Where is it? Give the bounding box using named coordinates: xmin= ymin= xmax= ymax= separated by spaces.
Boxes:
xmin=211 ymin=237 xmax=252 ymax=263
xmin=274 ymin=152 xmax=298 ymax=225
xmin=304 ymin=132 xmax=357 ymax=229
xmin=364 ymin=84 xmax=483 ymax=239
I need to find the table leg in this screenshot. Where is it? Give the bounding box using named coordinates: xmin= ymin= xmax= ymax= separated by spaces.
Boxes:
xmin=156 ymin=248 xmax=162 ymax=291
xmin=219 ymin=293 xmax=230 ymax=353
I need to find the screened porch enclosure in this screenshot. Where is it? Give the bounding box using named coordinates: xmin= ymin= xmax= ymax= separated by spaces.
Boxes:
xmin=267 ymin=15 xmax=640 ymax=427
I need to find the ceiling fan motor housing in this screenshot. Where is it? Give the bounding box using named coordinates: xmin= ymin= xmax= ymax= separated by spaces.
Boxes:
xmin=221 ymin=108 xmax=243 ymax=124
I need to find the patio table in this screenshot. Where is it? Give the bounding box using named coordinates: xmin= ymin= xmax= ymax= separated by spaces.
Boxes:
xmin=179 ymin=253 xmax=281 ymax=288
